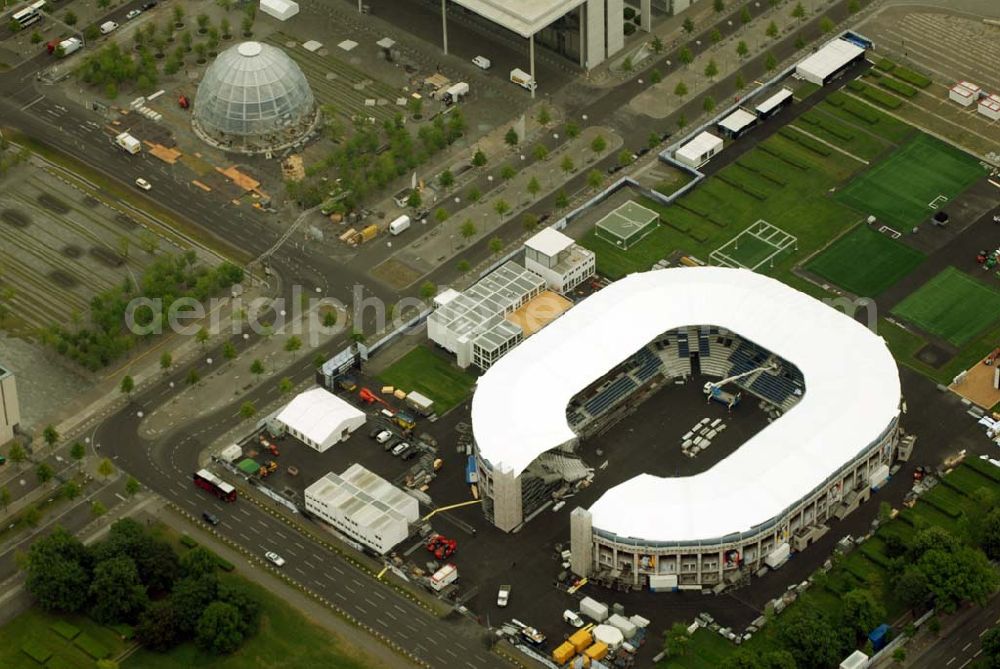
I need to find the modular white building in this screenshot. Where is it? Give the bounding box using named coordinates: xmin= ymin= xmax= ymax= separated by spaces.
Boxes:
xmin=0 ymin=364 xmax=20 ymax=445
xmin=274 ymin=387 xmax=365 ymax=453
xmin=427 ymin=261 xmax=545 ymax=369
xmin=524 ymin=228 xmax=596 ymax=294
xmin=305 ymin=464 xmax=419 ymax=554
xmin=978 ymin=92 xmax=1000 ymax=120
xmin=472 ymin=268 xmax=901 ymax=586
xmin=674 ymin=132 xmax=723 ymax=168
xmin=950 ymin=81 xmax=980 ymax=106
xmin=716 ymin=108 xmax=758 ymax=139
xmin=260 ymin=0 xmax=299 ymax=21
xmin=795 ymin=38 xmax=866 ymax=85
xmin=754 ymin=87 xmax=794 ymax=119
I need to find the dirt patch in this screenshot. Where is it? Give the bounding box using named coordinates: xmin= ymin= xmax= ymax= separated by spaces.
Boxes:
xmin=915 ymin=342 xmax=952 ymax=369
xmin=37 ymin=193 xmax=70 ymax=215
xmin=48 ymin=269 xmax=79 ymax=289
xmin=1 ymin=209 xmax=30 ymax=228
xmin=370 ymin=257 xmax=423 ymax=290
xmin=89 ymin=246 xmax=125 ymax=268
xmin=114 ymin=213 xmax=138 ymax=230
xmin=61 ymin=244 xmax=83 ymax=259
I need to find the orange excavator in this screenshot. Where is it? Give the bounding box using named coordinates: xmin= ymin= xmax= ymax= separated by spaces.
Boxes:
xmin=359 ymin=387 xmax=389 ymax=407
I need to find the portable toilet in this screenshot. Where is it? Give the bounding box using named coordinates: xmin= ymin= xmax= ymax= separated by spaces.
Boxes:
xmin=585 ymin=642 xmax=609 ymax=661
xmin=552 ymin=642 xmax=575 ymax=665
xmin=569 ymin=626 xmax=594 ymax=653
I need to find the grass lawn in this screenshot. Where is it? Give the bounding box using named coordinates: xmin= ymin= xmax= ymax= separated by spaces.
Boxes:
xmin=820 ymin=92 xmax=915 ymax=145
xmin=125 ymin=574 xmax=373 ymax=669
xmin=835 ymin=133 xmax=986 ymax=229
xmin=661 ymin=627 xmax=739 ymax=669
xmin=0 ymin=609 xmax=124 ymax=669
xmin=378 ymin=345 xmax=478 ymax=414
xmin=891 ymin=267 xmax=1000 ymax=346
xmin=806 ymin=225 xmax=925 ymax=296
xmin=795 ymin=108 xmax=891 ymax=161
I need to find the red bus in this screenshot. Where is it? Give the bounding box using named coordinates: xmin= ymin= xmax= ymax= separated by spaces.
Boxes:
xmin=193 ymin=469 xmax=237 ymax=502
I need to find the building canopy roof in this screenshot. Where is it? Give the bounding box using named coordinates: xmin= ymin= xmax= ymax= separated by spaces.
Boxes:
xmin=276 ymin=388 xmax=365 ymax=446
xmin=676 ymin=131 xmax=724 ymax=161
xmin=472 ymin=268 xmax=900 ymax=542
xmin=450 ymin=0 xmax=586 ymax=37
xmin=526 ymin=227 xmax=575 ymax=257
xmin=795 ymin=38 xmax=865 ymax=83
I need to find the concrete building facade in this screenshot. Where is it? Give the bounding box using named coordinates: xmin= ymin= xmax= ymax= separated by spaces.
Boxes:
xmin=0 ymin=365 xmax=19 ymax=445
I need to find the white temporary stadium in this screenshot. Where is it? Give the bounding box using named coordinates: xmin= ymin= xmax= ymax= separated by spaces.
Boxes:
xmin=471 ymin=267 xmax=901 ymax=589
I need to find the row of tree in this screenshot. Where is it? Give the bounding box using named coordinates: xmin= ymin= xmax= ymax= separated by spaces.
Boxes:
xmin=45 ymin=252 xmax=243 ymax=370
xmin=25 ymin=520 xmax=259 ymax=654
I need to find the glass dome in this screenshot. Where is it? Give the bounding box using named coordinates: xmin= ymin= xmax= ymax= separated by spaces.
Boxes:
xmin=192 ymin=41 xmax=315 ymax=139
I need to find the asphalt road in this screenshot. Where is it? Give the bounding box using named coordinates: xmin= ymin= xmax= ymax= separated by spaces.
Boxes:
xmin=910 ymin=596 xmax=1000 ymax=669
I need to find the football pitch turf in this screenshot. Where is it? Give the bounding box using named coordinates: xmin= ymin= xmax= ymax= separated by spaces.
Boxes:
xmin=834 ymin=133 xmax=985 ymax=229
xmin=891 ymin=267 xmax=1000 ymax=346
xmin=806 ymin=225 xmax=925 ymax=297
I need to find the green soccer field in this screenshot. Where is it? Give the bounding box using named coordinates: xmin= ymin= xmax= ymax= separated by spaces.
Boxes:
xmin=806 ymin=225 xmax=925 ymax=296
xmin=891 ymin=267 xmax=1000 ymax=346
xmin=835 ymin=133 xmax=986 ymax=229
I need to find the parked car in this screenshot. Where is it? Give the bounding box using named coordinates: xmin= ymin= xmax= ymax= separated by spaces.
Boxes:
xmin=472 ymin=55 xmax=491 ymax=70
xmin=0 ymin=455 xmax=6 ymax=466
xmin=497 ymin=584 xmax=511 ymax=607
xmin=265 ymin=551 xmax=285 ymax=567
xmin=402 ymin=447 xmax=420 ymax=461
xmin=134 ymin=177 xmax=152 ymax=191
xmin=202 ymin=511 xmax=220 ymax=525
xmin=563 ymin=610 xmax=585 ymax=627
xmin=125 ymin=8 xmax=142 ymax=19
xmin=391 ymin=441 xmax=409 ymax=456
xmin=375 ymin=430 xmax=392 ymax=444
xmin=142 ymin=0 xmax=157 ymax=9
xmin=369 ymin=426 xmax=386 ymax=439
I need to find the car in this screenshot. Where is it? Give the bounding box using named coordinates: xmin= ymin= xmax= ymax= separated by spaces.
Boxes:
xmin=497 ymin=584 xmax=510 ymax=607
xmin=134 ymin=177 xmax=152 ymax=191
xmin=265 ymin=551 xmax=285 ymax=567
xmin=0 ymin=455 xmax=6 ymax=465
xmin=369 ymin=426 xmax=386 ymax=439
xmin=125 ymin=8 xmax=142 ymax=19
xmin=391 ymin=441 xmax=409 ymax=456
xmin=402 ymin=447 xmax=420 ymax=461
xmin=563 ymin=610 xmax=585 ymax=627
xmin=472 ymin=55 xmax=491 ymax=70
xmin=375 ymin=430 xmax=392 ymax=444
xmin=142 ymin=0 xmax=157 ymax=9
xmin=202 ymin=511 xmax=220 ymax=525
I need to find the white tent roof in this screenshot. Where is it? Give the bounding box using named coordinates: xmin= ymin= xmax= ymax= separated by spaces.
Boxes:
xmin=795 ymin=38 xmax=865 ymax=83
xmin=675 ymin=131 xmax=723 ymax=163
xmin=276 ymin=388 xmax=365 ymax=446
xmin=718 ymin=108 xmax=757 ymax=134
xmin=755 ymin=87 xmax=794 ymax=115
xmin=451 ymin=0 xmax=586 ymax=38
xmin=472 ymin=268 xmax=900 ymax=542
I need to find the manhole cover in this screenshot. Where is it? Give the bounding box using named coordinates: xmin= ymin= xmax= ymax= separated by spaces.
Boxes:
xmin=62 ymin=244 xmax=83 ymax=258
xmin=1 ymin=209 xmax=29 ymax=228
xmin=49 ymin=269 xmax=78 ymax=288
xmin=37 ymin=193 xmax=70 ymax=215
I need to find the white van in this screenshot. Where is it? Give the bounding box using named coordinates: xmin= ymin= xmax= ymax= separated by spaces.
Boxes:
xmin=472 ymin=55 xmax=491 ymax=70
xmin=562 ymin=610 xmax=584 ymax=628
xmin=99 ymin=20 xmax=119 ymax=35
xmin=388 ymin=214 xmax=411 ymax=235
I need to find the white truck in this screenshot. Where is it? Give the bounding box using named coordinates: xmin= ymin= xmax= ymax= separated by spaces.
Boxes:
xmin=56 ymin=37 xmax=83 ymax=57
xmin=509 ymin=68 xmax=536 ymax=92
xmin=430 ymin=563 xmax=458 ymax=591
xmin=114 ymin=132 xmax=142 ymax=155
xmin=388 ymin=214 xmax=411 ymax=235
xmin=442 ymin=82 xmax=469 ymax=106
xmin=99 ymin=20 xmax=119 ymax=34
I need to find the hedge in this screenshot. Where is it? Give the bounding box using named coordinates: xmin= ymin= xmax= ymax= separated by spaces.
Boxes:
xmin=50 ymin=621 xmax=80 ymax=640
xmin=779 ymin=128 xmax=831 ymax=157
xmin=892 ymin=65 xmax=931 ymax=88
xmin=716 ymin=173 xmax=768 ymax=200
xmin=216 ymin=557 xmax=236 ymax=572
xmin=875 ymin=57 xmax=895 ymax=72
xmin=847 ymin=79 xmax=866 ymax=92
xmin=74 ymin=633 xmax=110 ymax=660
xmin=861 ymin=86 xmax=903 ymax=109
xmin=180 ymin=534 xmax=198 ymax=549
xmin=841 ymin=97 xmax=881 ymax=124
xmin=21 ymin=640 xmax=53 ymax=663
xmin=879 ymin=78 xmax=917 ymax=98
xmin=758 ymin=142 xmax=810 ymax=169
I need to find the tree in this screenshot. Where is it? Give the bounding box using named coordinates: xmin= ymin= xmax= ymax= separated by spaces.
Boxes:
xmin=674 ymin=81 xmax=689 ymax=98
xmin=0 ymin=486 xmax=9 ymax=514
xmin=98 ymin=458 xmax=115 ymax=481
xmin=841 ymin=589 xmax=886 ymax=642
xmin=186 ymin=368 xmax=201 ymax=386
xmin=710 ymin=28 xmax=722 ymax=44
xmin=472 ymin=149 xmax=487 ymax=167
xmin=89 ymin=555 xmax=148 ymax=624
xmin=217 ymin=580 xmax=260 ymax=636
xmin=283 ymin=335 xmax=302 ymax=357
xmin=704 ymin=59 xmax=719 ymax=79
xmin=489 ymin=237 xmax=504 ymax=256
xmin=196 ymin=13 xmax=210 ymax=33
xmin=137 ymin=599 xmax=182 ymax=651
xmin=8 ymin=442 xmax=25 ymax=469
xmin=532 ymin=143 xmax=549 ymax=161
xmin=651 ymin=68 xmax=662 ymax=84
xmin=740 ymin=6 xmax=752 ymax=23
xmin=555 ymin=190 xmax=569 ymax=208
xmin=64 ymin=480 xmax=82 ymax=500
xmin=120 ymin=375 xmax=135 ymax=397
xmin=181 ymin=547 xmax=219 ymax=578
xmin=713 ymin=0 xmax=725 ymax=12
xmin=722 ymin=650 xmax=796 ymax=669
xmin=651 ymin=35 xmax=664 ymax=53
xmin=196 ymin=601 xmax=244 ymax=654
xmin=36 ymin=462 xmax=53 ymax=487
xmin=795 ymin=35 xmax=805 ymax=50
xmin=457 ymin=260 xmax=471 ymax=274
xmin=125 ymin=477 xmax=140 ymax=497
xmin=591 ymin=135 xmax=607 ymax=154
xmin=504 ymin=127 xmax=519 ymax=146
xmin=791 ymin=1 xmax=805 ymax=19
xmin=438 ymin=169 xmax=454 ymax=188
xmin=766 ymin=20 xmax=779 ymax=38
xmin=460 ymin=220 xmax=477 ymax=240
xmin=221 ymin=16 xmax=232 ymax=38
xmin=587 ymin=170 xmax=604 ymax=190
xmin=64 ymin=10 xmax=78 ymax=25
xmin=278 ymin=377 xmax=293 ymax=395
xmin=84 ymin=25 xmax=100 ymax=41
xmin=776 ymin=607 xmax=848 ymax=669
xmin=736 ymin=72 xmax=746 ymax=89
xmin=92 ymin=500 xmax=108 ymax=517
xmin=537 ymin=106 xmax=551 ymax=125
xmin=70 ymin=441 xmax=86 ymax=469
xmin=560 ymin=155 xmax=575 ymax=174
xmin=240 ymin=15 xmax=253 ymax=37
xmin=682 ymin=17 xmax=694 ymax=34
xmin=819 ymin=16 xmax=834 ymax=33
xmin=891 ymin=648 xmax=906 ymax=665
xmin=981 ymin=508 xmax=1000 ymax=559
xmin=522 ymin=213 xmax=540 ymax=232
xmin=679 ymin=47 xmax=693 ymax=66
xmin=160 ymin=351 xmax=173 ymax=372
xmin=220 ymin=342 xmax=236 ymax=361
xmin=239 ymin=401 xmax=256 ymax=419
xmin=173 ymin=574 xmax=219 ymax=633
xmin=982 ymin=628 xmax=1000 ymax=666
xmin=565 ymin=121 xmax=580 ymax=139
xmin=250 ymin=359 xmax=265 ymax=381
xmin=44 ymin=424 xmax=59 ymax=447
xmin=407 ymin=96 xmax=423 ymax=118
xmin=765 ymin=52 xmax=777 ymax=72
xmin=618 ymin=149 xmax=634 ymax=167
xmin=527 ymin=176 xmax=541 ymax=198
xmin=664 ymin=622 xmax=690 ymax=657
xmin=848 ymin=0 xmax=861 ymax=13
xmin=737 ymin=40 xmax=749 ymax=58
xmin=703 ymin=96 xmax=716 ymax=113
xmin=173 ymin=5 xmax=185 ymax=25
xmin=420 ymin=281 xmax=438 ymax=300
xmin=622 ymin=56 xmax=633 ymax=73
xmin=918 ymin=545 xmax=999 ymax=612
xmin=500 ymin=165 xmax=517 ymax=181
xmin=894 ymin=566 xmax=930 ymax=611
xmin=24 ymin=527 xmax=91 ymax=612
xmin=493 ymin=199 xmax=510 ymax=219
xmin=30 ymin=30 xmax=42 ymax=43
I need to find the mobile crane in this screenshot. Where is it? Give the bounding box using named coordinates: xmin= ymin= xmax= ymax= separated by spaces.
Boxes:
xmin=703 ymin=361 xmax=779 ymax=409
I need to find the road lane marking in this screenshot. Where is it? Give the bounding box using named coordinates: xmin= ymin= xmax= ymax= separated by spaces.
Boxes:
xmin=947 ymin=658 xmax=956 ymax=666
xmin=445 ymin=648 xmax=458 ymax=658
xmin=356 ymin=604 xmax=367 ymax=615
xmin=963 ymin=642 xmax=972 ymax=651
xmin=21 ymin=95 xmax=45 ymax=110
xmin=304 ymin=560 xmax=316 ymax=569
xmin=334 ymin=592 xmax=346 ymax=601
xmin=372 ymin=590 xmax=386 ymax=601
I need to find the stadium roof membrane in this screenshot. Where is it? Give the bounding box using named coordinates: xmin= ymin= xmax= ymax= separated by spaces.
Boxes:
xmin=472 ymin=267 xmax=900 ymax=542
xmin=450 ymin=0 xmax=585 ymax=37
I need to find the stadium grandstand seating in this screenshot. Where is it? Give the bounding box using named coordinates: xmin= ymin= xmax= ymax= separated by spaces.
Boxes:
xmin=584 ymin=375 xmax=638 ymax=416
xmin=631 ymin=347 xmax=663 ymax=383
xmin=677 ymin=332 xmax=689 ymax=358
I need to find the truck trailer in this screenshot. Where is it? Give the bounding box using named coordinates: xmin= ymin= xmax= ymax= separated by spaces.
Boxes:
xmin=56 ymin=37 xmax=83 ymax=57
xmin=442 ymin=82 xmax=469 ymax=105
xmin=114 ymin=132 xmax=142 ymax=155
xmin=509 ymin=68 xmax=537 ymax=91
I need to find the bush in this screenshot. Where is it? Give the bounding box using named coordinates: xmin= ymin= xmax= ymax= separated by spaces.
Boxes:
xmin=841 ymin=97 xmax=881 ymax=123
xmin=892 ymin=65 xmax=931 ymax=88
xmin=216 ymin=558 xmax=236 ymax=572
xmin=847 ymin=79 xmax=866 ymax=92
xmin=778 ymin=128 xmax=831 ymax=156
xmin=180 ymin=535 xmax=198 ymax=549
xmin=623 ymin=22 xmax=636 ymax=35
xmin=875 ymin=58 xmax=895 ymax=71
xmin=879 ymin=77 xmax=917 ymax=98
xmin=623 ymin=6 xmax=636 ymax=19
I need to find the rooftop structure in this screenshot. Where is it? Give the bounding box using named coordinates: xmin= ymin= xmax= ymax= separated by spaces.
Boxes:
xmin=192 ymin=41 xmax=319 ymax=153
xmin=305 ymin=464 xmax=419 ymax=554
xmin=472 ymin=267 xmax=900 ymax=542
xmin=524 ymin=228 xmax=596 ymax=293
xmin=273 ymin=387 xmax=365 ymax=452
xmin=674 ymin=131 xmax=724 ymax=169
xmin=794 ymin=38 xmax=866 ymax=85
xmin=754 ymin=87 xmax=794 ymax=117
xmin=717 ymin=108 xmax=758 ymax=139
